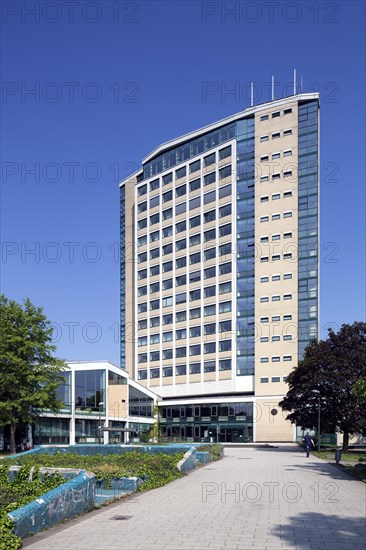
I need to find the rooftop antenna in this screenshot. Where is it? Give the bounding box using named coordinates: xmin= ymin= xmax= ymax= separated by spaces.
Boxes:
xmin=300 ymin=76 xmax=303 ymax=93
xmin=250 ymin=82 xmax=254 ymax=107
xmin=293 ymin=69 xmax=297 ymax=95
xmin=271 ymin=75 xmax=275 ymax=101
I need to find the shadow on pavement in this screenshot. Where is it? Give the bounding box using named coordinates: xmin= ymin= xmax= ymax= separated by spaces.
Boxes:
xmin=272 ymin=512 xmax=366 ymax=550
xmin=282 ymin=460 xmax=363 ymax=481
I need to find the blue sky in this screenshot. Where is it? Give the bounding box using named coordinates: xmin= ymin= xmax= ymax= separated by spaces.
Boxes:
xmin=1 ymin=0 xmax=365 ymax=365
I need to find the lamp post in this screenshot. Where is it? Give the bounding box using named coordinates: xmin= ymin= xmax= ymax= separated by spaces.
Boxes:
xmin=312 ymin=390 xmax=321 ymax=454
xmin=98 ymin=401 xmax=104 ymax=445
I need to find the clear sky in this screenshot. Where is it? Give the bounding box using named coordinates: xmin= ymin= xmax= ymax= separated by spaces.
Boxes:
xmin=1 ymin=0 xmax=365 ymax=365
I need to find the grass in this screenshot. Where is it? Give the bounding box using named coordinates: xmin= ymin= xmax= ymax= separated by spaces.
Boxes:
xmin=310 ymin=450 xmax=366 ymax=482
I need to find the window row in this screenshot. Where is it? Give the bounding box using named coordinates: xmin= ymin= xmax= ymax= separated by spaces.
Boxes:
xmin=260 ymin=273 xmax=292 ymax=283
xmin=260 ymin=232 xmax=292 ymax=242
xmin=138 ymin=341 xmax=232 ymax=363
xmin=138 ymin=242 xmax=232 ymax=267
xmin=260 ymin=149 xmax=292 ymax=161
xmin=260 ymin=314 xmax=292 ymax=323
xmin=137 ymin=358 xmax=232 ymax=379
xmin=259 ymin=293 xmax=293 ymax=303
xmin=260 ymin=355 xmax=293 ymax=363
xmin=138 ymin=318 xmax=232 ymax=332
xmin=260 ymin=129 xmax=292 ymax=142
xmin=138 ymin=227 xmax=232 ymax=254
xmin=260 ymin=254 xmax=294 ymax=263
xmin=260 ymin=108 xmax=292 ymax=122
xmin=137 ymin=261 xmax=232 ymax=281
xmin=260 ymin=334 xmax=293 ymax=343
xmin=139 ymin=280 xmax=231 ymax=298
xmin=260 ymin=211 xmax=293 ymax=223
xmin=260 ymin=170 xmax=293 ymax=182
xmin=138 ymin=300 xmax=232 ymax=315
xmin=260 ymin=376 xmax=288 ymax=383
xmin=260 ymin=191 xmax=292 ymax=202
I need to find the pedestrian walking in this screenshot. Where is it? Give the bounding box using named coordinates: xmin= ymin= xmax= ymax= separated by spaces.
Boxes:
xmin=304 ymin=432 xmax=314 ymax=457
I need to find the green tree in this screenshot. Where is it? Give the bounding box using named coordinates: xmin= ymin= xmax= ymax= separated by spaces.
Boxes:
xmin=352 ymin=379 xmax=366 ymax=405
xmin=279 ymin=322 xmax=366 ymax=451
xmin=0 ymin=295 xmax=66 ymax=454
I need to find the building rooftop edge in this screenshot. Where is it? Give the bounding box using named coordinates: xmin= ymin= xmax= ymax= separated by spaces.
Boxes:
xmin=119 ymin=92 xmax=319 ymax=188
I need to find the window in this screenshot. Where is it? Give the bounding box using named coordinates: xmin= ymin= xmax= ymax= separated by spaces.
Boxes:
xmin=150 ymin=316 xmax=160 ymax=328
xmin=176 ymin=202 xmax=186 ymax=216
xmin=190 ymin=344 xmax=201 ymax=356
xmin=138 ymin=319 xmax=147 ymax=330
xmin=138 ymin=235 xmax=147 ymax=247
xmin=175 ymin=166 xmax=186 ymax=180
xmin=150 ymin=230 xmax=159 ymax=242
xmin=260 ymin=195 xmax=269 ymax=203
xmin=260 ymin=155 xmax=269 ymax=162
xmin=190 ymin=178 xmax=200 ymax=192
xmin=204 ymin=190 xmax=216 ymax=205
xmin=190 ymin=270 xmax=201 ymax=283
xmin=204 ymin=172 xmax=216 ymax=186
xmin=283 ymin=314 xmax=292 ymax=321
xmin=150 ymin=247 xmax=159 ymax=259
xmin=219 ymin=165 xmax=232 ymax=180
xmin=190 ymin=363 xmax=201 ymax=374
xmin=284 ymin=108 xmax=292 ymax=115
xmin=284 ymin=171 xmax=292 ymax=178
xmin=204 ymin=152 xmax=215 ymax=167
xmin=272 ymin=315 xmax=280 ymax=322
xmin=272 ymin=111 xmax=280 ymax=118
xmin=204 ymin=361 xmax=216 ymax=373
xmin=272 ymin=193 xmax=280 ymax=200
xmin=150 ymin=195 xmax=159 ymax=208
xmin=150 ymin=333 xmax=160 ymax=344
xmin=283 ymin=355 xmax=292 ymax=361
xmin=150 ymin=213 xmax=160 ymax=226
xmin=138 ymin=354 xmax=147 ymax=364
xmin=163 ymin=313 xmax=173 ymax=325
xmin=260 ymin=216 xmax=269 ymax=223
xmin=219 ymin=359 xmax=231 ymax=371
xmin=272 ymin=335 xmax=280 ymax=342
xmin=219 ymin=145 xmax=231 ymax=160
xmin=162 ymin=278 xmax=172 ymax=290
xmin=219 ymin=223 xmax=231 ymax=237
xmin=138 ymin=336 xmax=147 ymax=347
xmin=272 ymin=213 xmax=280 ymax=221
xmin=260 ymin=135 xmax=269 ymax=142
xmin=138 ymin=370 xmax=147 ymax=380
xmin=163 ymin=226 xmax=173 ymax=238
xmin=176 ymin=184 xmax=186 ymax=198
xmin=162 ymin=208 xmax=172 ymax=220
xmin=260 ymin=236 xmax=269 ymax=243
xmin=190 ymin=326 xmax=201 ymax=338
xmin=138 ymin=286 xmax=147 ymax=297
xmin=176 ymin=328 xmax=187 ymax=341
xmin=283 ymin=211 xmax=292 ymax=218
xmin=138 ymin=218 xmax=147 ymax=230
xmin=260 ymin=377 xmax=269 ymax=383
xmin=283 ymin=253 xmax=292 ymax=260
xmin=272 ymin=132 xmax=280 ymax=139
xmin=150 ymin=368 xmax=160 ymax=379
xmin=204 ymin=285 xmax=216 ymax=298
xmin=260 ymin=316 xmax=269 ymax=323
xmin=176 ymin=238 xmax=186 ymax=251
xmin=204 ymin=247 xmax=216 ymax=261
xmin=190 ymin=215 xmax=200 ymax=228
xmin=162 ymin=296 xmax=173 ymax=308
xmin=163 ymin=331 xmax=173 ymax=342
xmin=219 ymin=281 xmax=231 ymax=294
xmin=150 ymin=299 xmax=159 ymax=311
xmin=284 ymin=232 xmax=292 ymax=239
xmin=260 ymin=276 xmax=269 ymax=283
xmin=260 ymin=336 xmax=269 ymax=343
xmin=150 ymin=351 xmax=160 ymax=362
xmin=272 ymin=152 xmax=280 ymax=160
xmin=219 ymin=184 xmax=231 ymax=199
xmin=138 ymin=252 xmax=147 ymax=263
xmin=219 ymin=301 xmax=231 ymax=313
xmin=204 ymin=209 xmax=216 ymax=223
xmin=283 ymin=129 xmax=292 ymax=136
xmin=260 ymin=256 xmax=269 ymax=263
xmin=190 ymin=252 xmax=201 ymax=265
xmin=219 ymin=319 xmax=231 ymax=333
xmin=138 ymin=201 xmax=147 ymax=213
xmin=272 ymin=274 xmax=280 ymax=281
xmin=272 ymin=377 xmax=281 ymax=383
xmin=176 ymin=220 xmax=186 ymax=233
xmin=138 ymin=302 xmax=147 ymax=313
xmin=260 ymin=114 xmax=269 ymax=121
xmin=272 ymin=254 xmax=280 ymax=261
xmin=176 ymin=310 xmax=187 ymax=322
xmin=190 ymin=308 xmax=201 ymax=320
xmin=163 ymin=172 xmax=172 ymax=185
xmin=284 ymin=191 xmax=292 ymax=198
xmin=272 ymin=295 xmax=280 ymax=301
xmin=163 ymin=367 xmax=173 ymax=377
xmin=190 ymin=289 xmax=201 ymax=301
xmin=204 ymin=342 xmax=216 ymax=354
xmin=283 ymin=293 xmax=292 ymax=300
xmin=176 ymin=347 xmax=186 ymax=358
xmin=176 ymin=365 xmax=186 ymax=376
xmin=204 ymin=228 xmax=216 ymax=242
xmin=283 ymin=334 xmax=292 ymax=341
xmin=260 ymin=357 xmax=269 ymax=363
xmin=163 ymin=261 xmax=173 ymax=273
xmin=272 ymin=356 xmax=280 ymax=362
xmin=150 ymin=282 xmax=160 ymax=293
xmin=272 ymin=173 xmax=280 ymax=180
xmin=283 ymin=273 xmax=292 ymax=280
xmin=204 ymin=266 xmax=216 ymax=279
xmin=189 ymin=159 xmax=201 ymax=173
xmin=283 ymin=149 xmax=292 ymax=157
xmin=204 ymin=304 xmax=216 ymax=316
xmin=260 ymin=296 xmax=269 ymax=303
xmin=219 ymin=340 xmax=231 ymax=352
xmin=219 ymin=262 xmax=231 ymax=275
xmin=150 ymin=179 xmax=159 ymax=191
xmin=176 ymin=256 xmax=186 ymax=269
xmin=189 ymin=196 xmax=201 ymax=210
xmin=176 ymin=292 xmax=186 ymax=305
xmin=176 ymin=274 xmax=186 ymax=286
xmin=138 ymin=184 xmax=147 ymax=197
xmin=260 ymin=175 xmax=269 ymax=182
xmin=204 ymin=323 xmax=216 ymax=335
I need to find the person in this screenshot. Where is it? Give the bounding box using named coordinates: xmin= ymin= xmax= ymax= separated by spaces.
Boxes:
xmin=304 ymin=432 xmax=314 ymax=457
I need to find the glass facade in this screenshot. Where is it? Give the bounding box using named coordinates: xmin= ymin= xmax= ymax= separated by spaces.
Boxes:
xmin=236 ymin=117 xmax=255 ymax=376
xmin=159 ymin=402 xmax=253 ymax=442
xmin=74 ymin=369 xmax=105 ymax=413
xmin=129 ymin=385 xmax=154 ymax=417
xmin=75 ymin=419 xmax=99 ymax=444
xmin=120 ymin=186 xmax=126 ymax=369
xmin=297 ymin=100 xmax=319 ymax=358
xmin=34 ymin=417 xmax=70 ymax=445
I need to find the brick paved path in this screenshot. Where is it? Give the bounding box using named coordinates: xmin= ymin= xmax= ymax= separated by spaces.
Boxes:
xmin=23 ymin=446 xmax=366 ymax=550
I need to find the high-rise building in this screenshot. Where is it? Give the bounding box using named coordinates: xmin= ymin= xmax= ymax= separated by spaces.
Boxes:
xmin=120 ymin=93 xmax=320 ymax=442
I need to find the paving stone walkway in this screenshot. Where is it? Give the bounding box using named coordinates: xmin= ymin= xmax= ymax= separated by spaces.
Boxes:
xmin=23 ymin=446 xmax=366 ymax=550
